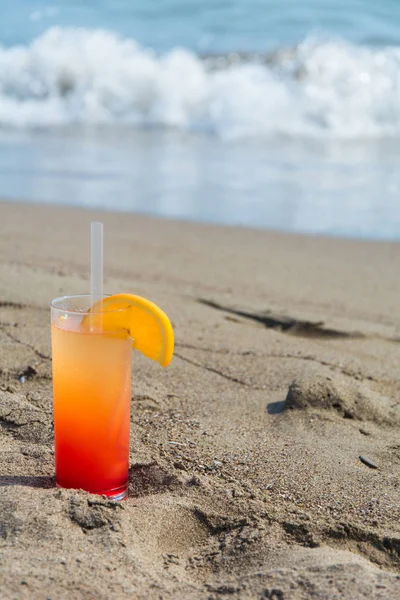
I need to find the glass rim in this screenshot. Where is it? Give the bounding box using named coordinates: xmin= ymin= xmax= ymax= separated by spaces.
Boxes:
xmin=50 ymin=294 xmax=130 ymax=316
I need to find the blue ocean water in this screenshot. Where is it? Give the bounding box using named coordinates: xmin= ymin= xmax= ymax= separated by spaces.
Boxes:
xmin=4 ymin=0 xmax=400 ymax=52
xmin=1 ymin=1 xmax=400 ymax=239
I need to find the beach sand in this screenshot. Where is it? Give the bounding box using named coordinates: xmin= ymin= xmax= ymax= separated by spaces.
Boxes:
xmin=0 ymin=200 xmax=399 ymax=599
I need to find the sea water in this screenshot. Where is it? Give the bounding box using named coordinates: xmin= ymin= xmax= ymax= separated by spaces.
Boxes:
xmin=1 ymin=0 xmax=400 ymax=239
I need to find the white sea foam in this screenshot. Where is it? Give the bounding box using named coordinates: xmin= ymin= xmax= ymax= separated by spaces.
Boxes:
xmin=1 ymin=27 xmax=400 ymax=138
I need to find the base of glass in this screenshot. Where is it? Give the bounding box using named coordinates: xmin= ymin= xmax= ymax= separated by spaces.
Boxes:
xmin=106 ymin=486 xmax=128 ymax=501
xmin=56 ymin=482 xmax=128 ymax=501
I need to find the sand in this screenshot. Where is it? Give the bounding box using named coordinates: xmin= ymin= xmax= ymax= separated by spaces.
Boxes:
xmin=0 ymin=200 xmax=399 ymax=599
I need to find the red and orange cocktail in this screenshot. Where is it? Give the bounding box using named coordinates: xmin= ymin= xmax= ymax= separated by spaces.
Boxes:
xmin=51 ymin=296 xmax=132 ymax=500
xmin=51 ymin=292 xmax=174 ymax=500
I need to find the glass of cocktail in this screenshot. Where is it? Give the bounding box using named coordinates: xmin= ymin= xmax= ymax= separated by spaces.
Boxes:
xmin=50 ymin=223 xmax=174 ymax=500
xmin=51 ymin=295 xmax=132 ymax=500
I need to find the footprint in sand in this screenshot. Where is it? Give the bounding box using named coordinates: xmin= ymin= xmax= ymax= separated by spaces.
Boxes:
xmin=284 ymin=373 xmax=399 ymax=426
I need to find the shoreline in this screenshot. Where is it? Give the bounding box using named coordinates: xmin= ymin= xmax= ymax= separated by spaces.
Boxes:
xmin=1 ymin=199 xmax=399 ymax=599
xmin=2 ymin=196 xmax=400 ymax=250
xmin=0 ymin=198 xmax=400 ymax=244
xmin=2 ymin=195 xmax=400 ymax=244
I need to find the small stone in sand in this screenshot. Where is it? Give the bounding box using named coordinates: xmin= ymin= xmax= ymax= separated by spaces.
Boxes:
xmin=359 ymin=455 xmax=378 ymax=469
xmin=359 ymin=428 xmax=372 ymax=436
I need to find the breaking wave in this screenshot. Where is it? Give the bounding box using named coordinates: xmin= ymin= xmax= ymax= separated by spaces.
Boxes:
xmin=1 ymin=27 xmax=400 ymax=138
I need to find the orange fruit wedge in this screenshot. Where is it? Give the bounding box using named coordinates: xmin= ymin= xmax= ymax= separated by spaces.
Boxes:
xmin=82 ymin=294 xmax=174 ymax=367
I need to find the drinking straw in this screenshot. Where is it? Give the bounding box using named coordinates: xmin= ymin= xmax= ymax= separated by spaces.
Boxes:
xmin=90 ymin=221 xmax=104 ymax=315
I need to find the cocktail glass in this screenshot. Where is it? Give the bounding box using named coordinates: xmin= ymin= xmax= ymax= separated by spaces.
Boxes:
xmin=51 ymin=294 xmax=132 ymax=501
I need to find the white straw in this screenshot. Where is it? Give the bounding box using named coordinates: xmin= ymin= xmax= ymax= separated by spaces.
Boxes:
xmin=90 ymin=221 xmax=103 ymax=310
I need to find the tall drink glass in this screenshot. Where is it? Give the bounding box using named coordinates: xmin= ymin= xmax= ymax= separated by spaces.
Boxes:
xmin=51 ymin=295 xmax=132 ymax=501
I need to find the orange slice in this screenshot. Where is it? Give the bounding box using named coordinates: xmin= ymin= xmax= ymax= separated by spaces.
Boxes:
xmin=82 ymin=294 xmax=174 ymax=367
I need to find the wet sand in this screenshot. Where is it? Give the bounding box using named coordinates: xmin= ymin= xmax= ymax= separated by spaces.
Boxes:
xmin=0 ymin=200 xmax=399 ymax=599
